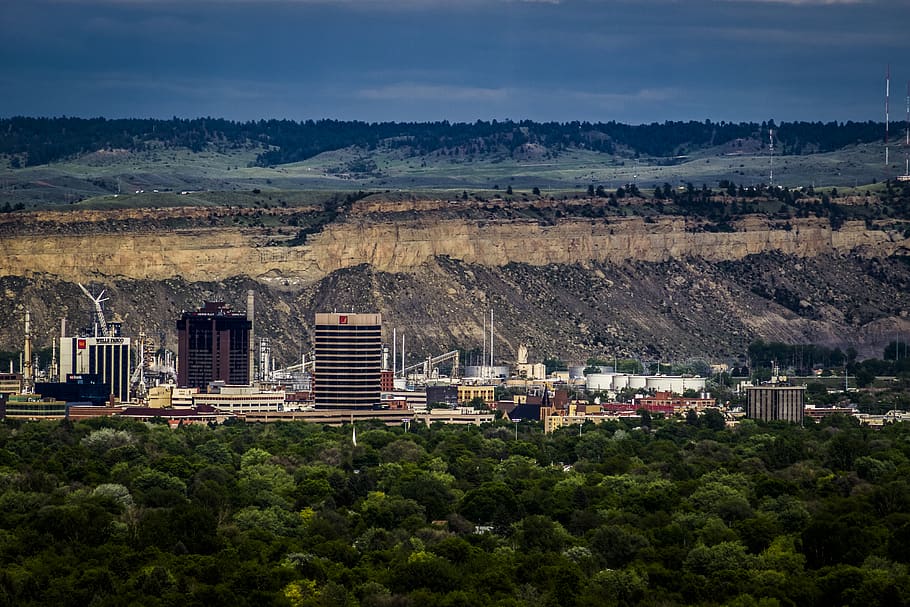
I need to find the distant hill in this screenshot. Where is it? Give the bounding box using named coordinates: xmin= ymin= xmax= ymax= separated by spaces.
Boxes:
xmin=0 ymin=116 xmax=886 ymax=168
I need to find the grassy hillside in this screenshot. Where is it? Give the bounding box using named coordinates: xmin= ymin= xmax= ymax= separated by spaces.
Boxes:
xmin=0 ymin=113 xmax=903 ymax=210
xmin=0 ymin=139 xmax=901 ymax=211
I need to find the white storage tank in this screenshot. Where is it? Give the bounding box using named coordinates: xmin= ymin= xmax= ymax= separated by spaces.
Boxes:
xmin=684 ymin=377 xmax=707 ymax=392
xmin=463 ymin=365 xmax=510 ymax=379
xmin=586 ymin=373 xmax=616 ymax=391
xmin=645 ymin=376 xmax=683 ymax=393
xmin=611 ymin=374 xmax=630 ymax=390
xmin=569 ymin=365 xmax=588 ymax=379
xmin=628 ymin=375 xmax=647 ymax=390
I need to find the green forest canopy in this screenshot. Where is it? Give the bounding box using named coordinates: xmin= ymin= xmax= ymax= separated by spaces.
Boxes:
xmin=2 ymin=414 xmax=910 ymax=606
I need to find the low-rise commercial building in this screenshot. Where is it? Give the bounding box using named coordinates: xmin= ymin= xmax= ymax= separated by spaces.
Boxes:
xmin=193 ymin=383 xmax=285 ymax=414
xmin=0 ymin=373 xmax=21 ymax=395
xmin=457 ymin=384 xmax=496 ymax=405
xmin=633 ymin=391 xmax=716 ymax=414
xmin=414 ymin=408 xmax=496 ymax=426
xmin=1 ymin=394 xmax=67 ymax=420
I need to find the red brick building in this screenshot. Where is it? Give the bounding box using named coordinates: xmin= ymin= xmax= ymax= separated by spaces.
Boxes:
xmin=632 ymin=391 xmax=715 ymax=414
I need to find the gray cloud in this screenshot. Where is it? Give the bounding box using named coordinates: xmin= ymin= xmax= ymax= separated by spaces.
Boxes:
xmin=3 ymin=0 xmax=908 ymax=123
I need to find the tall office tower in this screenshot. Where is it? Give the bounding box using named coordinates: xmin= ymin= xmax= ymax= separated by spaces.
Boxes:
xmin=59 ymin=336 xmax=132 ymax=403
xmin=314 ymin=313 xmax=382 ymax=409
xmin=746 ymin=385 xmax=806 ymax=424
xmin=177 ymin=302 xmax=251 ymax=390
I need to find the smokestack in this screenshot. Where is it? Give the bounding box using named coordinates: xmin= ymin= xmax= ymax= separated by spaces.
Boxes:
xmin=247 ymin=290 xmax=255 ymax=384
xmin=490 ymin=308 xmax=494 ymax=372
xmin=24 ymin=310 xmax=32 ymax=389
xmin=482 ymin=313 xmax=486 ymax=379
xmin=60 ymin=317 xmax=66 ymax=339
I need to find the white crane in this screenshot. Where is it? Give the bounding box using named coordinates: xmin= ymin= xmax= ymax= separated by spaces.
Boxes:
xmin=402 ymin=350 xmax=461 ymax=381
xmin=129 ymin=329 xmax=148 ymax=401
xmin=77 ymin=283 xmax=110 ymax=337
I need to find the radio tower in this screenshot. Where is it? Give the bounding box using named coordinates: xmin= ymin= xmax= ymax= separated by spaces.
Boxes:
xmin=904 ymin=80 xmax=909 ymax=179
xmin=769 ymin=128 xmax=774 ymax=186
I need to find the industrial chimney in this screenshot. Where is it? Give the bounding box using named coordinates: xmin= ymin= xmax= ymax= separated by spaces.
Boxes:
xmin=247 ymin=290 xmax=255 ymax=385
xmin=23 ymin=310 xmax=33 ymax=392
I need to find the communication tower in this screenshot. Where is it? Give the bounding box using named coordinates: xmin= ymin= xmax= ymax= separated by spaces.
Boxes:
xmin=769 ymin=128 xmax=774 ymax=187
xmin=904 ymin=80 xmax=910 ymax=181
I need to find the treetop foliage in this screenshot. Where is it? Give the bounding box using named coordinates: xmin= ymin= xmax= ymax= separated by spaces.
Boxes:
xmin=2 ymin=414 xmax=910 ymax=605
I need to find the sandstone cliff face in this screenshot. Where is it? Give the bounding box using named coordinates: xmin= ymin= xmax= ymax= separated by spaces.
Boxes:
xmin=2 ymin=203 xmax=909 ymax=364
xmin=2 ymin=208 xmax=906 ymax=284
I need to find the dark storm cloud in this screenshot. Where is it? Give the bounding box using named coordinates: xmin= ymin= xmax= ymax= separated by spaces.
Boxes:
xmin=1 ymin=0 xmax=908 ymax=123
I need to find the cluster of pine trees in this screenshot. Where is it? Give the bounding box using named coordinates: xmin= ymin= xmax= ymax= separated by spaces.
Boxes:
xmin=0 ymin=117 xmax=886 ymax=168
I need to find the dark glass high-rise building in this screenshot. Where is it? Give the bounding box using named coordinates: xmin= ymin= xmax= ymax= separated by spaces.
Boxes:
xmin=314 ymin=313 xmax=381 ymax=409
xmin=177 ymin=302 xmax=251 ymax=390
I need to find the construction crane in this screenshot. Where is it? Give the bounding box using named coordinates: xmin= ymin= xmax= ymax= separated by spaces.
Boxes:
xmin=129 ymin=329 xmax=149 ymax=401
xmin=77 ymin=283 xmax=110 ymax=337
xmin=273 ymin=352 xmax=316 ymax=374
xmin=402 ymin=350 xmax=460 ymax=381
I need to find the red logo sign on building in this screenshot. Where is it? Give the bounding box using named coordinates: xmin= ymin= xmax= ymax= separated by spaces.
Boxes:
xmin=77 ymin=339 xmax=87 ymax=349
xmin=338 ymin=315 xmax=348 ymax=325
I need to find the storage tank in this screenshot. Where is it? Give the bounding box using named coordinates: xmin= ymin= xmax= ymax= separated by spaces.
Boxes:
xmin=569 ymin=365 xmax=587 ymax=379
xmin=586 ymin=373 xmax=616 ymax=391
xmin=611 ymin=374 xmax=630 ymax=390
xmin=463 ymin=365 xmax=510 ymax=380
xmin=644 ymin=376 xmax=682 ymax=393
xmin=684 ymin=377 xmax=707 ymax=392
xmin=628 ymin=375 xmax=647 ymax=390
xmin=645 ymin=376 xmax=662 ymax=391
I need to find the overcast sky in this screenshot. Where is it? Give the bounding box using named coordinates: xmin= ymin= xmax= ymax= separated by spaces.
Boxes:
xmin=1 ymin=0 xmax=908 ymax=124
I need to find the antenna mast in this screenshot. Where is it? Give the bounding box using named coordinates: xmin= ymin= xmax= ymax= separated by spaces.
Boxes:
xmin=769 ymin=128 xmax=774 ymax=187
xmin=905 ymin=80 xmax=910 ymax=179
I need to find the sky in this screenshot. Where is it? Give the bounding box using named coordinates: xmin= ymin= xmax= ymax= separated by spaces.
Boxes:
xmin=1 ymin=0 xmax=909 ymax=125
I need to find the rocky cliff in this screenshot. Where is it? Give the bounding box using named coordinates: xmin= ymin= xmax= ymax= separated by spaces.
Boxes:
xmin=2 ymin=203 xmax=906 ymax=283
xmin=2 ymin=198 xmax=909 ymax=365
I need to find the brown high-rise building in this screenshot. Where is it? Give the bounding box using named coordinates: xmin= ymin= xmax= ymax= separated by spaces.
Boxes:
xmin=746 ymin=385 xmax=805 ymax=424
xmin=177 ymin=302 xmax=251 ymax=390
xmin=314 ymin=312 xmax=382 ymax=409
